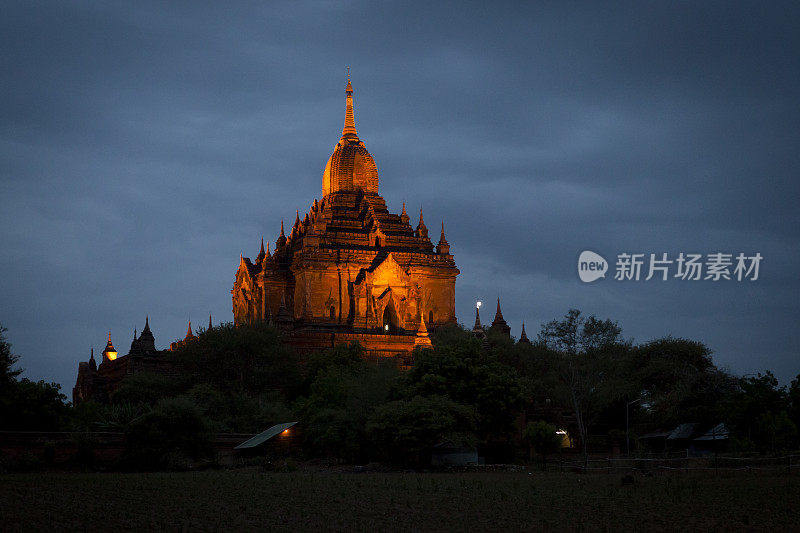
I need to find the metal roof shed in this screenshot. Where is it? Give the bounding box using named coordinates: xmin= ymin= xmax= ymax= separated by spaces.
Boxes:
xmin=234 ymin=422 xmax=298 ymax=450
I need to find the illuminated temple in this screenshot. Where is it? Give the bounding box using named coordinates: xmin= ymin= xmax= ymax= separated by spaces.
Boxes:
xmin=73 ymin=79 xmax=461 ymax=403
xmin=232 ymin=78 xmax=459 ymax=362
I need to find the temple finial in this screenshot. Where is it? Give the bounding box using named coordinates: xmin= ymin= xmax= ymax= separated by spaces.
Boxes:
xmin=208 ymin=314 xmax=213 ymax=331
xmin=280 ymin=219 xmax=285 ymax=237
xmin=257 ymin=236 xmax=266 ymax=262
xmin=342 ymin=73 xmax=358 ymax=139
xmin=416 ymin=207 xmax=428 ymax=239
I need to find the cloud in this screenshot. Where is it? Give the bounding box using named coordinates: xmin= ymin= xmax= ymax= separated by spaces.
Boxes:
xmin=1 ymin=1 xmax=798 ymax=392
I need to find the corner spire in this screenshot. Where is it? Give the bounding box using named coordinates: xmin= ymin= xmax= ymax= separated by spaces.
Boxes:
xmin=400 ymin=202 xmax=410 ymax=225
xmin=208 ymin=314 xmax=213 ymax=331
xmin=276 ymin=219 xmax=287 ymax=249
xmin=342 ymin=73 xmax=358 ymax=139
xmin=185 ymin=321 xmax=195 ymax=340
xmin=436 ymin=221 xmax=450 ymax=255
xmin=472 ymin=306 xmax=485 ymax=339
xmin=416 ymin=207 xmax=428 ymax=239
xmin=491 ymin=298 xmax=511 ymax=337
xmin=415 ymin=314 xmax=432 ymax=348
xmin=519 ymin=322 xmax=531 ymax=344
xmin=494 ymin=298 xmax=504 ymax=321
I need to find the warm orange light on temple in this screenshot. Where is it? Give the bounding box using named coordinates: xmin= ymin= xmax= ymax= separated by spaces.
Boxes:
xmin=102 ymin=332 xmax=117 ymax=361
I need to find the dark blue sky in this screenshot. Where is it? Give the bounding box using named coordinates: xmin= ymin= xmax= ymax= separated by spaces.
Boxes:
xmin=1 ymin=1 xmax=798 ymax=394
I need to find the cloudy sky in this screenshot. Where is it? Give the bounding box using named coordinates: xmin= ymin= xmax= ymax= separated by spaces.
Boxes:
xmin=2 ymin=1 xmax=799 ymax=395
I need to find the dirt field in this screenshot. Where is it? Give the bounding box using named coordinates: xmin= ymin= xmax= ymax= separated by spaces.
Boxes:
xmin=1 ymin=469 xmax=799 ymax=531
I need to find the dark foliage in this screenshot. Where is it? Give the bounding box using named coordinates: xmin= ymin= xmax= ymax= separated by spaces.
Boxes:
xmin=123 ymin=397 xmax=213 ymax=470
xmin=0 ymin=323 xmax=70 ymax=431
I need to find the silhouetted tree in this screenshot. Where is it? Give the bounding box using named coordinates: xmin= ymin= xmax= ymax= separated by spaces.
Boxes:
xmin=0 ymin=323 xmax=70 ymax=431
xmin=295 ymin=348 xmax=400 ymax=461
xmin=725 ymin=371 xmax=795 ymax=452
xmin=402 ymin=340 xmax=524 ymax=441
xmin=537 ymin=309 xmax=631 ymax=458
xmin=0 ymin=323 xmax=22 ymax=384
xmin=367 ymin=395 xmax=475 ymax=467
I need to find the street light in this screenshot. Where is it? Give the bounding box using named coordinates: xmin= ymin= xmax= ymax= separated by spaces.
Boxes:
xmin=626 ymin=398 xmax=641 ymax=457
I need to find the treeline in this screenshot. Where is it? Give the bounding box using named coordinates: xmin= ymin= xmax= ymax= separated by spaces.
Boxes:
xmin=1 ymin=312 xmax=799 ymax=470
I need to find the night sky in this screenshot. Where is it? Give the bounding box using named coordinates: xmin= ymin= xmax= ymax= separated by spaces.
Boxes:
xmin=2 ymin=2 xmax=799 ymax=396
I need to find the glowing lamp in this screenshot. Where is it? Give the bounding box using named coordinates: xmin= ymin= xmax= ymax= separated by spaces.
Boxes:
xmin=102 ymin=332 xmax=117 ymax=361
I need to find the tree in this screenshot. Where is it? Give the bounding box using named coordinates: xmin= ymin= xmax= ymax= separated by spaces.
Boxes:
xmin=168 ymin=322 xmax=301 ymax=397
xmin=537 ymin=309 xmax=631 ymax=458
xmin=524 ymin=420 xmax=562 ymax=469
xmin=633 ymin=337 xmax=737 ymax=430
xmin=402 ymin=340 xmax=524 ymax=441
xmin=0 ymin=324 xmax=70 ymax=431
xmin=295 ymin=353 xmax=400 ymax=462
xmin=725 ymin=371 xmax=793 ymax=453
xmin=123 ymin=397 xmax=213 ymax=470
xmin=0 ymin=323 xmax=22 ymax=385
xmin=367 ymin=395 xmax=475 ymax=467
xmin=789 ymin=374 xmax=800 ymax=430
xmin=110 ymin=372 xmax=176 ymax=406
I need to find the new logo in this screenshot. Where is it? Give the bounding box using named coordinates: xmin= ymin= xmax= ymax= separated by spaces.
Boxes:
xmin=578 ymin=251 xmax=608 ymax=283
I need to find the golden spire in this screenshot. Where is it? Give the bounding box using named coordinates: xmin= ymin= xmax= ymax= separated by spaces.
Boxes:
xmin=103 ymin=332 xmax=118 ymax=361
xmin=415 ymin=313 xmax=432 ymax=347
xmin=341 ymin=73 xmax=358 ymax=139
xmin=185 ymin=321 xmax=195 ymax=340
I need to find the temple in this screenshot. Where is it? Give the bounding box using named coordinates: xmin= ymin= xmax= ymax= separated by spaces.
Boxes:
xmin=232 ymin=77 xmax=459 ymax=362
xmin=72 ymin=317 xmax=175 ymax=403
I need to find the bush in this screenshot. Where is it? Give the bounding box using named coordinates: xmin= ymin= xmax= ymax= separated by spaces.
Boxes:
xmin=123 ymin=397 xmax=213 ymax=471
xmin=367 ymin=395 xmax=475 ymax=467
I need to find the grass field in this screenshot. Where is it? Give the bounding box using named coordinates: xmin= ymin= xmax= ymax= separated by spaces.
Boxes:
xmin=1 ymin=469 xmax=799 ymax=531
